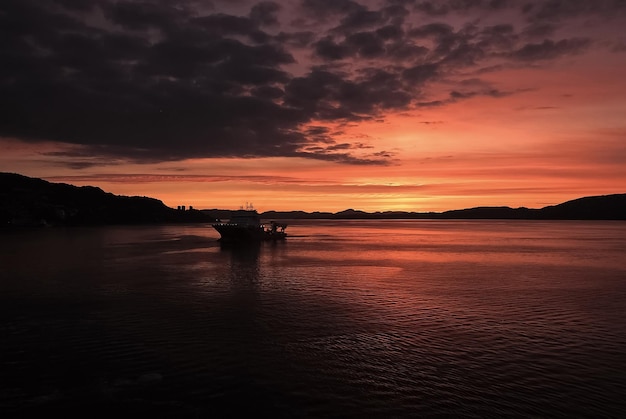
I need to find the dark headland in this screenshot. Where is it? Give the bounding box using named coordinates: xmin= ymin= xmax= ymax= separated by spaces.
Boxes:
xmin=1 ymin=172 xmax=625 ymax=227
xmin=0 ymin=172 xmax=214 ymax=227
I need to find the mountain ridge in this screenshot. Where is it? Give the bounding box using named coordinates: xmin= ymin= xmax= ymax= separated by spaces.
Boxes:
xmin=2 ymin=172 xmax=625 ymax=226
xmin=208 ymin=196 xmax=626 ymax=220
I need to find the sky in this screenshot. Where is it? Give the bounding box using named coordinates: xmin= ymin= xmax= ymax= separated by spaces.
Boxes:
xmin=1 ymin=0 xmax=625 ymax=212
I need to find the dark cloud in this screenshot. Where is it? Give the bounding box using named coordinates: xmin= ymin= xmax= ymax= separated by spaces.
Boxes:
xmin=1 ymin=0 xmax=320 ymax=163
xmin=300 ymin=0 xmax=365 ymax=18
xmin=382 ymin=4 xmax=410 ymax=22
xmin=510 ymin=38 xmax=590 ymax=61
xmin=413 ymin=1 xmax=450 ymax=16
xmin=249 ymin=1 xmax=280 ymax=26
xmin=102 ymin=1 xmax=187 ymax=31
xmin=305 ymin=126 xmax=332 ymax=136
xmin=251 ymin=85 xmax=285 ymax=99
xmin=335 ymin=9 xmax=389 ymax=32
xmin=52 ymin=0 xmax=99 ymax=11
xmin=376 ymin=24 xmax=405 ymax=40
xmin=417 ymin=99 xmax=446 ymax=107
xmin=386 ymin=41 xmax=429 ymax=61
xmin=298 ymin=151 xmax=393 ymax=165
xmin=0 ymin=0 xmax=613 ymax=166
xmin=440 ymin=42 xmax=485 ymax=66
xmin=402 ymin=63 xmax=439 ymax=84
xmin=345 ymin=31 xmax=386 ymax=58
xmin=314 ymin=36 xmax=351 ymax=60
xmin=412 ymin=0 xmax=626 ymax=20
xmin=191 ymin=13 xmax=270 ymax=43
xmin=450 ymin=88 xmax=509 ymax=99
xmin=275 ymin=31 xmax=315 ymax=47
xmin=415 ymin=86 xmax=510 ymax=108
xmin=413 ymin=0 xmax=496 ymax=16
xmin=408 ymin=22 xmax=455 ymax=39
xmin=385 ymin=0 xmax=416 ymax=6
xmin=315 ymin=23 xmax=432 ymax=62
xmin=522 ymin=0 xmax=626 ymax=22
xmin=284 ymin=66 xmax=412 ymax=120
xmin=521 ymin=22 xmax=556 ymax=39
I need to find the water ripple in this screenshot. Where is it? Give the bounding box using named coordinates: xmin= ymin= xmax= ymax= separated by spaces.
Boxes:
xmin=1 ymin=221 xmax=625 ymax=417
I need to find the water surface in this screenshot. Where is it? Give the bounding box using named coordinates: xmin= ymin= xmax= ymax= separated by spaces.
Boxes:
xmin=1 ymin=220 xmax=625 ymax=417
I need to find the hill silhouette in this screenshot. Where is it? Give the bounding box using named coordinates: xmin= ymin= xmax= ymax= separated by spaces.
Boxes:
xmin=253 ymin=196 xmax=624 ymax=220
xmin=0 ymin=172 xmax=214 ymax=227
xmin=538 ymin=195 xmax=626 ymax=220
xmin=2 ymin=172 xmax=625 ymax=227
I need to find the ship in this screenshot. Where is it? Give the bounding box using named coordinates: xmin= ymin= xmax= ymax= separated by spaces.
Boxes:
xmin=212 ymin=204 xmax=287 ymax=242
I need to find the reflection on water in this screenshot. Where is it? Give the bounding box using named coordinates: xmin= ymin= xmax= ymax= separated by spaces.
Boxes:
xmin=1 ymin=221 xmax=626 ymax=417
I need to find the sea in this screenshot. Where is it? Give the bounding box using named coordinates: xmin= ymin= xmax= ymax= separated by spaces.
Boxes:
xmin=1 ymin=220 xmax=625 ymax=418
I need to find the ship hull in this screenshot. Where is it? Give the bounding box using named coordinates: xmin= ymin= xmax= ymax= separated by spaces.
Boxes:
xmin=212 ymin=223 xmax=286 ymax=242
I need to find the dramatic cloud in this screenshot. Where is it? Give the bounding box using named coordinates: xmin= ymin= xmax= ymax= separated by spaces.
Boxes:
xmin=0 ymin=0 xmax=622 ymax=165
xmin=510 ymin=38 xmax=590 ymax=61
xmin=250 ymin=1 xmax=281 ymax=26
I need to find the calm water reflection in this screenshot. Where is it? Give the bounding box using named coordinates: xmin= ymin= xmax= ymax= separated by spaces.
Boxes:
xmin=1 ymin=220 xmax=625 ymax=417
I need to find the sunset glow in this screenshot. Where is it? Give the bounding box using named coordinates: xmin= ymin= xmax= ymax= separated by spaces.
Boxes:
xmin=1 ymin=0 xmax=625 ymax=212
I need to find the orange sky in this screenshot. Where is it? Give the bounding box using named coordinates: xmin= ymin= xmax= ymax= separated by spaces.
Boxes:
xmin=1 ymin=0 xmax=625 ymax=212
